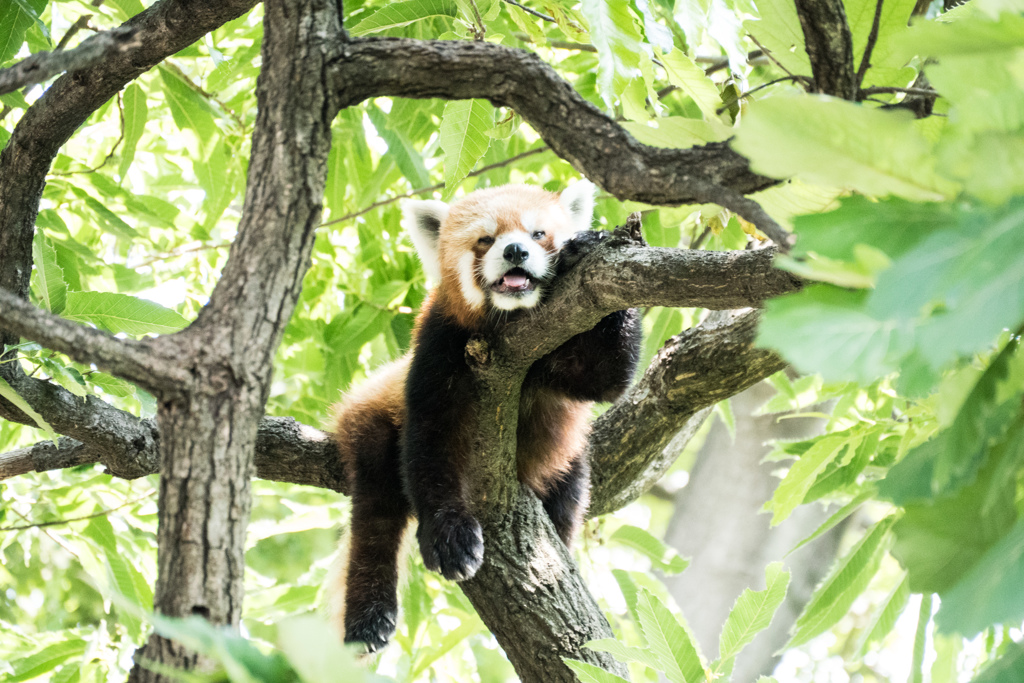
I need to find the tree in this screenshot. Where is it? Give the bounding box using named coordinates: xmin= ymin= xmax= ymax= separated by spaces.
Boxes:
xmin=0 ymin=0 xmax=1022 ymax=682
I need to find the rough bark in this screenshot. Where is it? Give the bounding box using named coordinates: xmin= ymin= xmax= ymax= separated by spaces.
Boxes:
xmin=127 ymin=0 xmax=343 ymax=679
xmin=665 ymin=381 xmax=845 ymax=680
xmin=793 ymin=0 xmax=857 ymax=99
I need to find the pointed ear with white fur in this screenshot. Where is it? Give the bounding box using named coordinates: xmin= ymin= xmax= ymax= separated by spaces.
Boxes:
xmin=401 ymin=199 xmax=449 ymax=282
xmin=559 ymin=180 xmax=597 ymax=232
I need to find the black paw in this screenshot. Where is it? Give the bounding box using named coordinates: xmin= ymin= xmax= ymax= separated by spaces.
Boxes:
xmin=344 ymin=603 xmax=398 ymax=654
xmin=556 ymin=230 xmax=611 ymax=275
xmin=417 ymin=509 xmax=484 ymax=581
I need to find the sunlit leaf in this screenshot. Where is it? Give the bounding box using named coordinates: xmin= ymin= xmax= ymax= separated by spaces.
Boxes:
xmin=63 ymin=292 xmax=189 ymax=336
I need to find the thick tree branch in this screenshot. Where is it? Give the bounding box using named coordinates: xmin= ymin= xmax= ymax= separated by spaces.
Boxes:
xmin=793 ymin=0 xmax=857 ymax=98
xmin=0 ymin=0 xmax=257 ymax=350
xmin=329 ymin=39 xmax=786 ymax=240
xmin=0 ymin=288 xmax=189 ymax=392
xmin=0 ymin=25 xmax=143 ymax=96
xmin=589 ymin=309 xmax=788 ymax=515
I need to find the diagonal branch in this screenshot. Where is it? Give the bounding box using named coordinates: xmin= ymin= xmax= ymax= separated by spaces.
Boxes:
xmin=0 ymin=288 xmax=189 ymax=392
xmin=0 ymin=24 xmax=143 ymax=96
xmin=330 ymin=39 xmax=787 ymax=240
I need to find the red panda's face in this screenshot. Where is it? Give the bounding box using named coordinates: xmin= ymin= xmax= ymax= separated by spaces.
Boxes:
xmin=402 ymin=183 xmax=596 ymax=325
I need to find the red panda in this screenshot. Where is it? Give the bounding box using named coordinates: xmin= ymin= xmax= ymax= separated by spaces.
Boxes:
xmin=329 ymin=182 xmax=641 ymax=652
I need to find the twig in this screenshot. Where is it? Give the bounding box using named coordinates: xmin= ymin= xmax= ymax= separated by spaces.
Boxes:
xmin=319 ymin=146 xmax=551 ymax=229
xmin=512 ymin=33 xmax=597 ymax=51
xmin=0 ymin=24 xmax=141 ymax=96
xmin=0 ymin=491 xmax=156 ymax=532
xmin=132 ymin=241 xmax=231 ymax=269
xmin=51 ymin=91 xmax=126 ymax=176
xmin=690 ymin=224 xmax=713 ymax=250
xmin=504 ymin=0 xmax=556 ymax=22
xmin=716 ymin=75 xmax=811 ymax=113
xmin=747 ymin=35 xmax=800 ymax=81
xmin=855 ymin=0 xmax=885 ymax=92
xmin=55 ymin=14 xmax=94 ymax=52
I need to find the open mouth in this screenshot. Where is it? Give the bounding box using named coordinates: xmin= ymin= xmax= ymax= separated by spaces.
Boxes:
xmin=490 ymin=267 xmax=536 ymax=295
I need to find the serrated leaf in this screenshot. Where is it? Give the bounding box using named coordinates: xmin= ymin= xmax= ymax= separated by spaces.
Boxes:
xmin=350 ymin=0 xmax=459 ymax=35
xmin=636 ymin=590 xmax=704 ymax=683
xmin=660 ymin=49 xmax=723 ymax=121
xmin=160 ymin=67 xmax=218 ymax=146
xmin=787 ymin=490 xmax=874 ymax=556
xmin=767 ymin=431 xmax=862 ymax=525
xmin=563 ymin=659 xmax=632 ymax=683
xmin=586 ymin=639 xmax=665 ymax=673
xmin=63 ymin=291 xmax=189 ymax=336
xmin=786 ymin=516 xmax=896 ymax=649
xmin=41 ymin=358 xmax=87 ymax=398
xmin=857 ymin=573 xmax=910 ymax=654
xmin=717 ymin=562 xmax=790 ymax=674
xmin=32 ymin=234 xmax=67 ymax=314
xmin=0 ymin=0 xmax=46 ymax=63
xmin=0 ymin=375 xmax=58 ymax=445
xmin=7 ymin=640 xmax=87 ymax=683
xmin=611 ymin=525 xmax=689 ymax=574
xmin=119 ymin=83 xmax=148 ymax=179
xmin=367 ymin=103 xmax=431 ymax=189
xmin=622 ymin=116 xmax=729 ymax=149
xmin=582 ymin=0 xmax=655 ymax=111
xmin=439 ymin=99 xmax=492 ymax=199
xmin=732 ymin=95 xmax=960 ymax=201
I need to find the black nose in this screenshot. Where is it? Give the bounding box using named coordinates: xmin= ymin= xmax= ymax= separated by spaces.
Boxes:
xmin=503 ymin=243 xmax=528 ymax=265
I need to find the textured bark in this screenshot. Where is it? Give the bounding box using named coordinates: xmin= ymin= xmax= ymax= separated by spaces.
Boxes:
xmin=462 ymin=492 xmax=629 ymax=681
xmin=127 ymin=0 xmax=343 ymax=679
xmin=664 ymin=382 xmax=844 ymax=680
xmin=793 ymin=0 xmax=857 ymax=99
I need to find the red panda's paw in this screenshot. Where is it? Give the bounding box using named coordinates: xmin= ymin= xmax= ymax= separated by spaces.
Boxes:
xmin=555 ymin=230 xmax=611 ymax=275
xmin=417 ymin=509 xmax=485 ymax=582
xmin=344 ymin=603 xmax=398 ymax=654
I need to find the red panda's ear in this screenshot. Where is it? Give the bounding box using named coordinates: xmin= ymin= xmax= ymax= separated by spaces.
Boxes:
xmin=559 ymin=180 xmax=596 ymax=232
xmin=401 ymin=199 xmax=449 ymax=282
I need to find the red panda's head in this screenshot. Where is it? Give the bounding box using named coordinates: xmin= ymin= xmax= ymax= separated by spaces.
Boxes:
xmin=402 ymin=182 xmax=596 ymax=327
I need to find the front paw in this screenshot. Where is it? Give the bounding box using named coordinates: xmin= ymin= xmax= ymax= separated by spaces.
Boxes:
xmin=556 ymin=230 xmax=610 ymax=275
xmin=417 ymin=509 xmax=484 ymax=581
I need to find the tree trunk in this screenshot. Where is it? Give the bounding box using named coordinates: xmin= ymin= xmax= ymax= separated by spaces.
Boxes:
xmin=665 ymin=381 xmax=844 ymax=680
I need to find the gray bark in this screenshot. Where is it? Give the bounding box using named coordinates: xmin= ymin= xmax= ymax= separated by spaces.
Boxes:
xmin=664 ymin=381 xmax=844 ymax=680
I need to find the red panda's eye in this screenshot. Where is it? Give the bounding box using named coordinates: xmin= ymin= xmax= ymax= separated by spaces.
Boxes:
xmin=532 ymin=231 xmax=545 ymax=240
xmin=478 ymin=236 xmax=495 ymax=246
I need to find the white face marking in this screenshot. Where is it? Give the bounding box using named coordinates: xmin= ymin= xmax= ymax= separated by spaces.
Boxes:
xmin=477 ymin=216 xmax=497 ymax=236
xmin=492 ymin=289 xmax=542 ymax=311
xmin=457 ymin=251 xmax=485 ymax=310
xmin=481 ymin=232 xmax=552 ymax=284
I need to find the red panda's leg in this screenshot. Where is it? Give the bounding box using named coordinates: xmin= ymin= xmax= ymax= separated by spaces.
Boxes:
xmin=529 ymin=308 xmax=642 ymax=403
xmin=402 ymin=311 xmax=485 ymax=582
xmin=343 ymin=493 xmax=410 ymax=652
xmin=538 ymin=452 xmax=591 ymax=546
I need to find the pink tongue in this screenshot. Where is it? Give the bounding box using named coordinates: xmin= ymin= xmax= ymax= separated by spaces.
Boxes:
xmin=503 ymin=273 xmax=528 ymax=288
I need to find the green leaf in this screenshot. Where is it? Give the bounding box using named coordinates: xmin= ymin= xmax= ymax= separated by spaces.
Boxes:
xmin=32 ymin=234 xmax=67 ymax=314
xmin=856 ymin=573 xmax=910 ymax=654
xmin=160 ymin=67 xmax=218 ymax=146
xmin=41 ymin=358 xmax=88 ymax=398
xmin=936 ymin=515 xmax=1024 ymax=637
xmin=0 ymin=0 xmax=46 ymax=63
xmin=0 ymin=375 xmax=58 ymax=445
xmin=732 ymin=95 xmax=960 ymax=201
xmin=6 ymin=640 xmax=87 ymax=683
xmin=350 ymin=0 xmax=459 ymax=35
xmin=911 ymin=594 xmax=933 ymax=683
xmin=742 ymin=0 xmax=809 ymax=76
xmin=119 ymin=83 xmax=149 ymax=179
xmin=767 ymin=431 xmax=863 ymax=525
xmin=277 ymin=615 xmax=388 ymax=682
xmin=586 ymin=638 xmax=666 ymax=674
xmin=660 ymin=49 xmax=723 ymax=121
xmin=63 ymin=292 xmax=190 ymax=336
xmin=367 ymin=104 xmax=431 ymax=189
xmin=562 ymin=659 xmax=631 ymax=683
xmin=969 ymin=641 xmax=1024 ymax=683
xmin=439 ymin=99 xmax=492 ymax=199
xmin=622 ymin=116 xmax=729 ymax=149
xmin=786 ymin=516 xmax=896 ymax=649
xmin=581 ymin=0 xmax=656 ymax=112
xmin=635 ymin=589 xmax=704 ymax=683
xmin=787 ymin=490 xmax=874 ymax=556
xmin=610 ymin=525 xmax=689 ymax=574
xmin=716 ymin=562 xmax=790 ymax=675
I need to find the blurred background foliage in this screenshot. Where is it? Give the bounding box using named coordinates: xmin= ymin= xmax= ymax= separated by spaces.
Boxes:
xmin=1 ymin=0 xmax=1023 ymax=681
